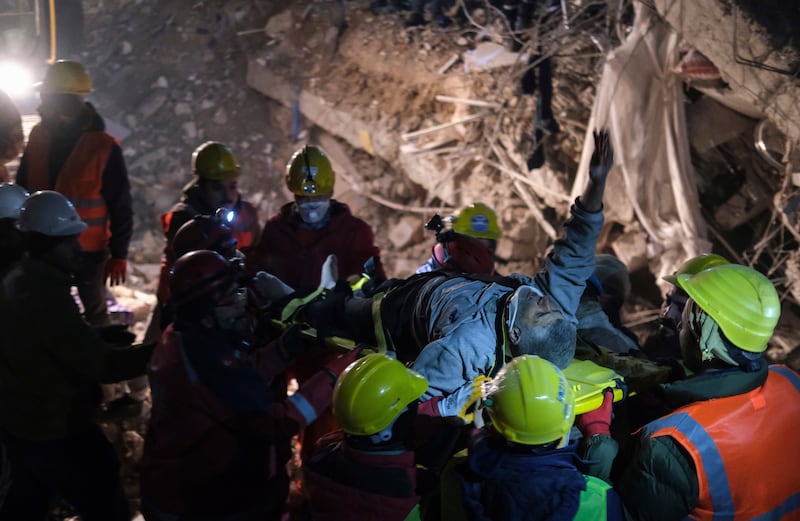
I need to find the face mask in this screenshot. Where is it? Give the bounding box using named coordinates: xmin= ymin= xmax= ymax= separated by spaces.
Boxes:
xmin=297 ymin=201 xmax=330 ymax=224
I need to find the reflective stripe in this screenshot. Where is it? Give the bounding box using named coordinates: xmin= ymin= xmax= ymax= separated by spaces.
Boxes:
xmin=645 ymin=412 xmax=735 ymax=519
xmin=81 ymin=217 xmax=107 ymax=226
xmin=750 ymin=492 xmax=800 ymax=520
xmin=288 ymin=393 xmax=317 ymax=424
xmin=770 ymin=365 xmax=800 ymax=394
xmin=72 ymin=197 xmax=106 ymax=208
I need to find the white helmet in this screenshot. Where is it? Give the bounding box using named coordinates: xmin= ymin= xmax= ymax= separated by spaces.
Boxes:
xmin=0 ymin=183 xmax=29 ymax=219
xmin=17 ymin=191 xmax=87 ymax=236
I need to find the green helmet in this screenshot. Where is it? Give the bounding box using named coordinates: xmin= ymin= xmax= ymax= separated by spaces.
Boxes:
xmin=333 ymin=353 xmax=428 ymax=436
xmin=663 ymin=253 xmax=728 ymax=284
xmin=676 ymin=264 xmax=780 ymax=353
xmin=192 ymin=142 xmax=241 ymax=181
xmin=485 ymin=355 xmax=575 ymax=445
xmin=285 ymin=145 xmax=335 ymax=196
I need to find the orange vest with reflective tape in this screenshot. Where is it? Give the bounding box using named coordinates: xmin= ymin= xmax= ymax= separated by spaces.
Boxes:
xmin=643 ymin=365 xmax=800 ymax=520
xmin=25 ymin=123 xmax=114 ymax=252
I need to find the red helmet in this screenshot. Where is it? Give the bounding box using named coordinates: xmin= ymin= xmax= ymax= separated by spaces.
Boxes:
xmin=173 ymin=215 xmax=238 ymax=260
xmin=170 ymin=250 xmax=236 ymax=308
xmin=432 ymin=234 xmax=495 ymax=274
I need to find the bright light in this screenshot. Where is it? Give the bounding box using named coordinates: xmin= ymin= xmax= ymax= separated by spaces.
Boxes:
xmin=225 ymin=210 xmax=235 ymax=223
xmin=0 ymin=61 xmax=34 ymax=98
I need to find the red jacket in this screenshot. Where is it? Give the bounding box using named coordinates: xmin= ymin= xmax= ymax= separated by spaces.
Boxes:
xmin=249 ymin=200 xmax=384 ymax=291
xmin=140 ymin=322 xmax=349 ymax=517
xmin=304 ymin=431 xmax=419 ymax=521
xmin=642 ymin=365 xmax=800 ymax=520
xmin=156 ymin=188 xmax=260 ymax=302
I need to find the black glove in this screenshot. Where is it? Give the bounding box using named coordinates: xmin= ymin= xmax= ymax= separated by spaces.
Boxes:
xmin=97 ymin=325 xmax=136 ymax=346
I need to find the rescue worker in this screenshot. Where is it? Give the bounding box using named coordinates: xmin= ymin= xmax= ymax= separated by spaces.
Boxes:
xmin=140 ymin=250 xmax=361 ymax=521
xmin=617 ymin=264 xmax=800 ymax=519
xmin=416 ymin=202 xmax=501 ymax=275
xmin=0 ymin=89 xmax=23 ymax=183
xmin=248 ymin=143 xmax=386 ymax=464
xmin=442 ymin=355 xmax=623 ymax=521
xmin=146 ymin=141 xmax=260 ymax=341
xmin=0 ymin=183 xmax=28 ymax=274
xmin=0 ymin=190 xmax=153 ymax=521
xmin=297 ymin=129 xmax=614 ymax=417
xmin=642 ymin=253 xmax=729 ymax=363
xmin=304 ymin=353 xmax=429 ymax=521
xmin=15 ymin=60 xmax=133 ymax=326
xmin=248 ymin=144 xmax=385 ymax=293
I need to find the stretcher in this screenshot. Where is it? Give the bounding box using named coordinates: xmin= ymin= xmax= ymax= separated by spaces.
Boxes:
xmin=270 ymin=318 xmax=630 ymax=415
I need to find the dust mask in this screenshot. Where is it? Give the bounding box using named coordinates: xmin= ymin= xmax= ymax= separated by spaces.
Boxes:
xmin=298 ymin=200 xmax=330 ymax=224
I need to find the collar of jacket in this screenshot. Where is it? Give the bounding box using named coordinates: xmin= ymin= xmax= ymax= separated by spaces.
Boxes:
xmin=656 ymin=358 xmax=768 ymax=409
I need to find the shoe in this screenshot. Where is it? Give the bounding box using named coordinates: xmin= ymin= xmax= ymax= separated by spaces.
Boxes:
xmin=97 ymin=395 xmax=144 ymax=422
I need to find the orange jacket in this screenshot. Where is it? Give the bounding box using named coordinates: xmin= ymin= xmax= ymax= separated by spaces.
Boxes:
xmin=643 ymin=365 xmax=800 ymax=520
xmin=24 ymin=123 xmax=114 ymax=252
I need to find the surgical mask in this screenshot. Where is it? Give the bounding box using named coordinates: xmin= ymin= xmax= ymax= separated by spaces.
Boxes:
xmin=297 ymin=200 xmax=330 ymax=224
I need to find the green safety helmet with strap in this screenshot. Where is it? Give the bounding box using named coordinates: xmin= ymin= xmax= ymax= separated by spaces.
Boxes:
xmin=451 ymin=202 xmax=501 ymax=240
xmin=663 ymin=253 xmax=728 ymax=284
xmin=675 ymin=264 xmax=780 ymax=353
xmin=192 ymin=141 xmax=241 ymax=181
xmin=36 ymin=60 xmax=92 ymax=96
xmin=485 ymin=355 xmax=575 ymax=446
xmin=285 ymin=145 xmax=335 ymax=197
xmin=332 ymin=353 xmax=428 ymax=436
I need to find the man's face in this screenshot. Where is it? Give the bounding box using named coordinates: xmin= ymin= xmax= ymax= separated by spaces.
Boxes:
xmin=201 ymin=179 xmax=239 ymax=211
xmin=295 ymin=194 xmax=331 ymax=224
xmin=38 ymin=94 xmax=83 ymax=130
xmin=508 ymin=288 xmax=562 ymax=345
xmin=678 ymin=299 xmax=704 ymax=372
xmin=48 ymin=234 xmax=84 ymax=275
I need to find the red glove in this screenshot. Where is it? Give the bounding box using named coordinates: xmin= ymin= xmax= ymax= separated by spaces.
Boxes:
xmin=105 ymin=258 xmax=127 ymax=286
xmin=575 ymin=389 xmax=614 ymax=438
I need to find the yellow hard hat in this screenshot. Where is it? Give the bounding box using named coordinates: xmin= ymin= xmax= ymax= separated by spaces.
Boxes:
xmin=192 ymin=142 xmax=241 ymax=181
xmin=663 ymin=253 xmax=728 ymax=284
xmin=333 ymin=353 xmax=428 ymax=436
xmin=676 ymin=264 xmax=780 ymax=353
xmin=486 ymin=355 xmax=575 ymax=445
xmin=451 ymin=202 xmax=501 ymax=240
xmin=37 ymin=60 xmax=92 ymax=96
xmin=285 ymin=145 xmax=335 ymax=196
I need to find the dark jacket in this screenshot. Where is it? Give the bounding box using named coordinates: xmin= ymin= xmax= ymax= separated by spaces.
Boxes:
xmin=16 ymin=103 xmax=133 ymax=259
xmin=448 ymin=432 xmax=622 ymax=521
xmin=304 ymin=431 xmax=420 ymax=521
xmin=249 ymin=200 xmax=384 ymax=292
xmin=0 ymin=256 xmax=151 ymax=440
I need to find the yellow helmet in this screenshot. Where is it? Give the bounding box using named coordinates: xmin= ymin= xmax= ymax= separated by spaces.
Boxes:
xmin=663 ymin=253 xmax=728 ymax=284
xmin=333 ymin=353 xmax=428 ymax=436
xmin=192 ymin=142 xmax=241 ymax=181
xmin=676 ymin=264 xmax=780 ymax=353
xmin=451 ymin=202 xmax=501 ymax=240
xmin=486 ymin=355 xmax=575 ymax=445
xmin=37 ymin=60 xmax=92 ymax=96
xmin=285 ymin=145 xmax=335 ymax=196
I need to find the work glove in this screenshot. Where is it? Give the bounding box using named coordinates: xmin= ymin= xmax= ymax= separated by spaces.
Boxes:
xmin=250 ymin=271 xmax=295 ymax=310
xmin=575 ymin=388 xmax=614 ymax=438
xmin=97 ymin=324 xmax=136 ymax=346
xmin=588 ymin=129 xmax=614 ymax=185
xmin=105 ymin=258 xmax=127 ymax=286
xmin=458 ymin=375 xmax=494 ymax=425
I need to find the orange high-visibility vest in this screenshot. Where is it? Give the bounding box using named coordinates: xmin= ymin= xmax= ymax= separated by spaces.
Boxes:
xmin=643 ymin=365 xmax=800 ymax=520
xmin=25 ymin=123 xmax=114 ymax=252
